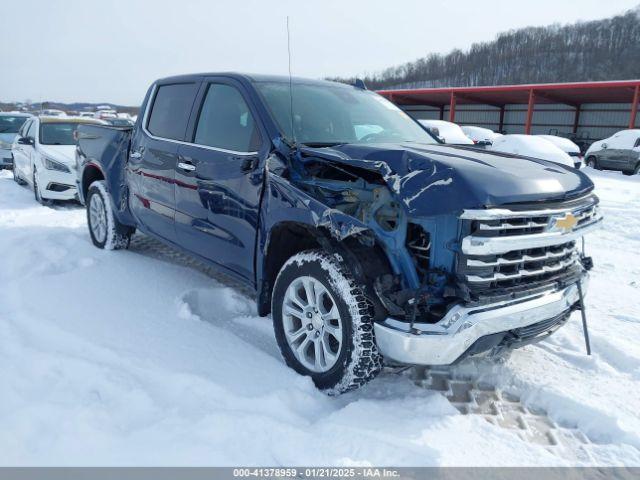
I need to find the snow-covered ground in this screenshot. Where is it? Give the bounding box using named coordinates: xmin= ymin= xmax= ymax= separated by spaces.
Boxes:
xmin=1 ymin=168 xmax=639 ymax=466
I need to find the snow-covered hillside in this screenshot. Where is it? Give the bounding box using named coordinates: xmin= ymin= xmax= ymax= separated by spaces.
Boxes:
xmin=0 ymin=168 xmax=639 ymax=466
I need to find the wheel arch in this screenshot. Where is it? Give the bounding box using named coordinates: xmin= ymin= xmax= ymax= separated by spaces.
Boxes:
xmin=81 ymin=163 xmax=105 ymax=203
xmin=256 ymin=220 xmax=393 ymax=318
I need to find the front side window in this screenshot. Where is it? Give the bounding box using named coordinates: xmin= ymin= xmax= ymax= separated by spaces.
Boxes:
xmin=0 ymin=116 xmax=29 ymax=134
xmin=26 ymin=121 xmax=37 ymax=140
xmin=194 ymin=84 xmax=261 ymax=152
xmin=147 ymin=83 xmax=198 ymax=141
xmin=19 ymin=120 xmax=32 ymax=138
xmin=255 ymin=81 xmax=438 ymax=146
xmin=39 ymin=122 xmax=83 ymax=145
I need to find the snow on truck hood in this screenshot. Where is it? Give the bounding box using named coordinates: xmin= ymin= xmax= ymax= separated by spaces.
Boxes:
xmin=37 ymin=145 xmax=77 ymax=166
xmin=301 ymin=142 xmax=594 ymax=217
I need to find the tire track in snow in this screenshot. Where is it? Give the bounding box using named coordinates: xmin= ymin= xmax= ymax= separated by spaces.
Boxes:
xmin=410 ymin=365 xmax=638 ymax=463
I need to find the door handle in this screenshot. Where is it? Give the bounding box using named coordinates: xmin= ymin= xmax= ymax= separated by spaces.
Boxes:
xmin=177 ymin=161 xmax=196 ymax=172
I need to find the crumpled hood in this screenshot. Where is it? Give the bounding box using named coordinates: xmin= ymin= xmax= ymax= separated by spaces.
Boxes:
xmin=300 ymin=143 xmax=594 ymax=217
xmin=37 ymin=145 xmax=77 ymax=166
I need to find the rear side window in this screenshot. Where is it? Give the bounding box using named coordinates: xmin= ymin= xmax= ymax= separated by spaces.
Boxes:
xmin=147 ymin=83 xmax=198 ymax=141
xmin=193 ymin=83 xmax=261 ymax=152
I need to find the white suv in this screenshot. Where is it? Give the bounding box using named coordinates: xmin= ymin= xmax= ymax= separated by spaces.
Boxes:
xmin=12 ymin=116 xmax=106 ymax=204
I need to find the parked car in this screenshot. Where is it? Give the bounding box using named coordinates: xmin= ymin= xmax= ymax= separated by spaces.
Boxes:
xmin=490 ymin=135 xmax=574 ymax=168
xmin=461 ymin=125 xmax=502 ymax=146
xmin=583 ymin=129 xmax=640 ymax=175
xmin=40 ymin=109 xmax=66 ymax=117
xmin=105 ymin=117 xmax=134 ymax=127
xmin=0 ymin=112 xmax=32 ymax=170
xmin=79 ymin=112 xmax=95 ymax=118
xmin=417 ymin=119 xmax=474 ymax=144
xmin=538 ymin=135 xmax=583 ymax=169
xmin=12 ymin=116 xmax=106 ymax=204
xmin=94 ymin=109 xmax=118 ymax=120
xmin=75 ymin=73 xmax=601 ymax=394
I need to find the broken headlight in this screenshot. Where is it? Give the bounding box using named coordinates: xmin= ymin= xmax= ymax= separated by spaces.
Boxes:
xmin=374 ymin=201 xmax=401 ymax=231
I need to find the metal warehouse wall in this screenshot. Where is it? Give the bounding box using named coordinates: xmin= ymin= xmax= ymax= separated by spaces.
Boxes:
xmin=403 ymin=103 xmax=639 ymax=141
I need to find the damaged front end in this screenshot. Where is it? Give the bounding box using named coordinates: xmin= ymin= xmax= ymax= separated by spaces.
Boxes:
xmin=288 ymin=146 xmax=464 ymax=326
xmin=265 ymin=142 xmax=602 ymax=367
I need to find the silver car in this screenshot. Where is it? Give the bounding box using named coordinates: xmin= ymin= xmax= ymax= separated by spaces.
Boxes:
xmin=0 ymin=112 xmax=32 ymax=169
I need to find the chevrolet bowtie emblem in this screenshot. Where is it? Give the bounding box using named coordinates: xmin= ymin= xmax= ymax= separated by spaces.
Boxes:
xmin=554 ymin=213 xmax=578 ymax=232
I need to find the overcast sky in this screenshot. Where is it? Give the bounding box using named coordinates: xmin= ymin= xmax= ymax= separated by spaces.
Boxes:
xmin=1 ymin=0 xmax=638 ymax=105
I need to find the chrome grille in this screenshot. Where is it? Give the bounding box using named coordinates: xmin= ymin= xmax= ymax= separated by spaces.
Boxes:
xmin=458 ymin=194 xmax=601 ymax=295
xmin=463 ymin=241 xmax=579 ymax=286
xmin=469 ymin=202 xmax=599 ymax=238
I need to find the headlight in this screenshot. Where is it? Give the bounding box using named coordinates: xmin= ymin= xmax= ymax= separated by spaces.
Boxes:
xmin=43 ymin=157 xmax=71 ymax=173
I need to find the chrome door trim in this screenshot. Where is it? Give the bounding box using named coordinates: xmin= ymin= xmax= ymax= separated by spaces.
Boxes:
xmin=141 ymin=84 xmax=259 ymax=157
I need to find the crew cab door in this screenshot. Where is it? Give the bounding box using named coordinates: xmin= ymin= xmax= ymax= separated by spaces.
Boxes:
xmin=174 ymin=79 xmax=265 ymax=283
xmin=127 ymin=82 xmax=199 ymax=242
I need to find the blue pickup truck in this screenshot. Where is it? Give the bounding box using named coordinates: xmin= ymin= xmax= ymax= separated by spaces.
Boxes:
xmin=75 ymin=73 xmax=602 ymax=393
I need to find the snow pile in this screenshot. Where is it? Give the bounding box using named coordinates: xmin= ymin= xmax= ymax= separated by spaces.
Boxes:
xmin=461 ymin=125 xmax=502 ymax=144
xmin=490 ymin=135 xmax=574 ymax=167
xmin=537 ymin=135 xmax=581 ymax=155
xmin=1 ymin=168 xmax=639 ymax=466
xmin=418 ymin=120 xmax=474 ymax=145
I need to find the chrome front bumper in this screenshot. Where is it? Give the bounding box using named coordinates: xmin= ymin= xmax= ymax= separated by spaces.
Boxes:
xmin=374 ymin=278 xmax=585 ymax=365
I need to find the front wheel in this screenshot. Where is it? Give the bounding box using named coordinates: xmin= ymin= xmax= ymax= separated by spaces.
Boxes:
xmin=33 ymin=168 xmax=49 ymax=206
xmin=586 ymin=157 xmax=600 ymax=170
xmin=272 ymin=250 xmax=382 ymax=394
xmin=86 ymin=180 xmax=134 ymax=250
xmin=13 ymin=163 xmax=25 ymax=185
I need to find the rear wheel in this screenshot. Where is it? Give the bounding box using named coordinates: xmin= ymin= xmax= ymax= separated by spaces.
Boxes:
xmin=86 ymin=180 xmax=134 ymax=250
xmin=586 ymin=157 xmax=599 ymax=170
xmin=272 ymin=250 xmax=382 ymax=394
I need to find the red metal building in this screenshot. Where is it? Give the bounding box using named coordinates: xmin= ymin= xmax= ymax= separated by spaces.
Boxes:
xmin=378 ymin=80 xmax=640 ymax=139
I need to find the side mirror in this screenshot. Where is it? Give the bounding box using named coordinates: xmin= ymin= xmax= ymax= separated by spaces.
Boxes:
xmin=601 ymin=143 xmax=607 ymax=149
xmin=428 ymin=127 xmax=440 ymax=137
xmin=18 ymin=137 xmax=34 ymax=146
xmin=477 ymin=140 xmax=492 ymax=147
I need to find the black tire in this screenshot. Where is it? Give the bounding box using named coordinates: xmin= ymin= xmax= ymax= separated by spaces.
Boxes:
xmin=272 ymin=250 xmax=382 ymax=394
xmin=634 ymin=163 xmax=640 ymax=176
xmin=12 ymin=163 xmax=25 ymax=185
xmin=86 ymin=180 xmax=134 ymax=250
xmin=586 ymin=156 xmax=600 ymax=170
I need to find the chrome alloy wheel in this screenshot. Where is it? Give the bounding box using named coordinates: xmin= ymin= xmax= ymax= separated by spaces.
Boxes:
xmin=282 ymin=276 xmax=343 ymax=373
xmin=89 ymin=193 xmax=107 ymax=244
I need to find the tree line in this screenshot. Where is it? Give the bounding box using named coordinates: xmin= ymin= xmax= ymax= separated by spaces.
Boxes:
xmin=330 ymin=8 xmax=640 ymax=90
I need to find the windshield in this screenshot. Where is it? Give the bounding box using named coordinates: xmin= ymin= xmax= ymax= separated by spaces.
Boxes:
xmin=40 ymin=122 xmax=83 ymax=145
xmin=255 ymin=82 xmax=438 ymax=146
xmin=0 ymin=116 xmax=29 ymax=134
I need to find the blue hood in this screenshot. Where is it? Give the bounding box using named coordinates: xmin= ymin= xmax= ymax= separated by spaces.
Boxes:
xmin=300 ymin=143 xmax=594 ymax=217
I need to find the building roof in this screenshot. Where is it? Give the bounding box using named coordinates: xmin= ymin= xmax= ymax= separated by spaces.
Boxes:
xmin=377 ymin=80 xmax=640 ymax=107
